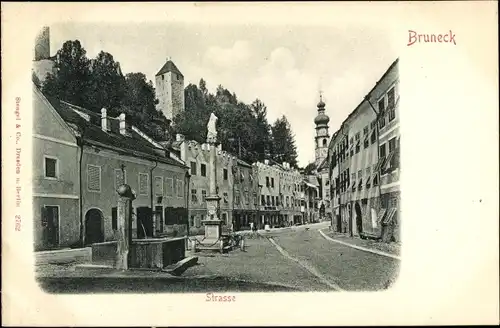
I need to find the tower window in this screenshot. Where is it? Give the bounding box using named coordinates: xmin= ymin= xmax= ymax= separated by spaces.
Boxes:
xmin=322 ymin=139 xmax=327 ymax=146
xmin=162 ymin=75 xmax=164 ymax=80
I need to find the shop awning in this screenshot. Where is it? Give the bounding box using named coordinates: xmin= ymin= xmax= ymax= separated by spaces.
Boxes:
xmin=304 ymin=181 xmax=318 ymax=190
xmin=374 ymin=156 xmax=386 ymax=173
xmin=384 ymin=151 xmax=395 ymax=170
xmin=383 ymin=207 xmax=397 ymax=224
xmin=377 ymin=208 xmax=387 ymax=223
xmin=349 ymin=180 xmax=356 ymax=190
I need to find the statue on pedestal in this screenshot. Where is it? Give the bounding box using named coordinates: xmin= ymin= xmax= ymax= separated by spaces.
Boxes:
xmin=207 ymin=112 xmax=218 ymax=144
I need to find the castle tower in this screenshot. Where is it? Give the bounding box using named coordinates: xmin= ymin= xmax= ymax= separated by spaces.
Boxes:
xmin=34 ymin=26 xmax=50 ymax=61
xmin=155 ymin=58 xmax=185 ymax=122
xmin=314 ymin=94 xmax=330 ymax=166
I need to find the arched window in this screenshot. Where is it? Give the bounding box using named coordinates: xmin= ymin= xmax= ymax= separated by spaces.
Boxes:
xmin=323 ymin=139 xmax=327 ymax=146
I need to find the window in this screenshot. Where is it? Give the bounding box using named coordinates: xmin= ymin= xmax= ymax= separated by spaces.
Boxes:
xmin=355 ymin=132 xmax=360 ymax=140
xmin=190 ymin=162 xmax=197 ymax=175
xmin=190 ymin=215 xmax=195 ymax=227
xmin=139 ymin=173 xmax=149 ymax=195
xmin=363 ymin=126 xmax=369 ymax=135
xmin=371 ymin=120 xmax=377 ymax=129
xmin=261 ymin=195 xmax=266 ymax=205
xmin=266 ymin=195 xmax=270 ymax=205
xmin=222 ymin=213 xmax=228 ymax=225
xmin=271 ymin=196 xmax=275 ymax=206
xmin=114 ymin=169 xmax=126 ymax=190
xmin=253 ymin=193 xmax=258 ymax=205
xmin=191 ymin=189 xmax=198 ymax=203
xmin=165 ymin=178 xmax=174 ymax=197
xmin=387 ymin=87 xmax=395 ymax=109
xmin=379 ymin=144 xmax=387 ymax=158
xmin=379 ymin=114 xmax=386 ymax=129
xmin=223 ymin=192 xmax=229 ymax=204
xmin=155 ymin=176 xmax=164 ymax=195
xmin=389 ymin=137 xmax=396 ymax=152
xmin=266 ymin=177 xmax=270 ymax=187
xmin=44 ymin=156 xmax=58 ymax=179
xmin=364 ymin=138 xmax=369 ymax=149
xmin=202 ymin=190 xmax=207 ymax=202
xmin=201 ymin=164 xmax=207 ymax=177
xmin=87 ymin=164 xmax=101 ymax=192
xmin=371 ymin=129 xmax=377 ymax=144
xmin=176 ymin=179 xmax=184 ymax=197
xmin=271 ymin=178 xmax=275 ymax=188
xmin=388 ymin=107 xmax=396 ymax=122
xmin=223 ymin=168 xmax=228 ymax=180
xmin=245 ymin=191 xmax=249 ymax=205
xmin=235 ymin=192 xmax=241 ymax=205
xmin=378 ymin=98 xmax=385 ymax=113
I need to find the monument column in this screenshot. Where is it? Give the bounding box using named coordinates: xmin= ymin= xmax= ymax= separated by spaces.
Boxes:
xmin=116 ymin=184 xmax=136 ymax=270
xmin=202 ymin=113 xmax=223 ymax=243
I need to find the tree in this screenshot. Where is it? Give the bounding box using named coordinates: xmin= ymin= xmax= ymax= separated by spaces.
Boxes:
xmin=86 ymin=51 xmax=127 ymax=113
xmin=271 ymin=115 xmax=299 ymax=168
xmin=172 ymin=83 xmax=209 ymax=143
xmin=121 ymin=72 xmax=157 ymax=121
xmin=41 ymin=40 xmax=91 ymax=107
xmin=251 ymin=99 xmax=272 ymax=161
xmin=304 ymin=162 xmax=317 ymax=175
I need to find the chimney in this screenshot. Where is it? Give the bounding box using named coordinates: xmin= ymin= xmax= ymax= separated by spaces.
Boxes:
xmin=176 ymin=134 xmax=185 ymax=142
xmin=264 ymin=159 xmax=269 ymax=165
xmin=101 ymin=108 xmax=110 ymax=132
xmin=119 ymin=113 xmax=127 ymax=135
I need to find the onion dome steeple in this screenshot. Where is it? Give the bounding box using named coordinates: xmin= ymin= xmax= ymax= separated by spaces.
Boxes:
xmin=314 ymin=94 xmax=330 ymax=128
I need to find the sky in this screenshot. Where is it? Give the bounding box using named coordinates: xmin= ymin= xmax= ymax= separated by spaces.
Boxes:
xmin=49 ymin=22 xmax=398 ymax=167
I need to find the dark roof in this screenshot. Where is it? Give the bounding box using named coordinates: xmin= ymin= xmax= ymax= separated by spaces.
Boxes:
xmin=317 ymin=157 xmax=329 ymax=171
xmin=44 ymin=95 xmax=186 ymax=168
xmin=156 ymin=60 xmax=183 ymax=77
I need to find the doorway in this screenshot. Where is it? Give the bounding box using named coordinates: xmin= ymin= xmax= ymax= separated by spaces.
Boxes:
xmin=136 ymin=207 xmax=153 ymax=239
xmin=85 ymin=208 xmax=104 ymax=245
xmin=155 ymin=205 xmax=164 ymax=234
xmin=355 ymin=202 xmax=363 ymax=235
xmin=42 ymin=205 xmax=59 ymax=248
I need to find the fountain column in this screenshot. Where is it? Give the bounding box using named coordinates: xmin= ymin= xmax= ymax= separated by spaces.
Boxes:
xmin=202 ymin=113 xmax=222 ymax=242
xmin=116 ymin=184 xmax=135 ymax=270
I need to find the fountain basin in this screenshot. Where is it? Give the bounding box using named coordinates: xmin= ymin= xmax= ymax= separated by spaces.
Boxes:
xmin=91 ymin=237 xmax=187 ymax=269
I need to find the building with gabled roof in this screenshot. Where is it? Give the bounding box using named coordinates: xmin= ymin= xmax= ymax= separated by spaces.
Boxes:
xmin=33 ymin=83 xmax=189 ymax=250
xmin=327 ymin=58 xmax=400 ymax=242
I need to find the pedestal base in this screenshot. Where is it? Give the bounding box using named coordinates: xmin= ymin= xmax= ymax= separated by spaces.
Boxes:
xmin=202 ymin=219 xmax=222 ymax=241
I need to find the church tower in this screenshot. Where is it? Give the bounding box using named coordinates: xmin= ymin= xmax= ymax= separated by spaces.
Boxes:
xmin=155 ymin=58 xmax=185 ymax=122
xmin=314 ymin=94 xmax=330 ymax=166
